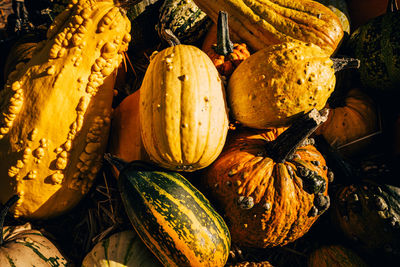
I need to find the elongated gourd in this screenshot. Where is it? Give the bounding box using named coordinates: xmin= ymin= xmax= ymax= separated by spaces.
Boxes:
xmin=193 ymin=0 xmax=344 ymax=55
xmin=0 ymin=0 xmax=131 ymax=219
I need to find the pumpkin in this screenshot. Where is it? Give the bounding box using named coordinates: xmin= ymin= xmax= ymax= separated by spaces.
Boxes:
xmin=139 ymin=35 xmax=229 ymax=171
xmin=0 ymin=0 xmax=131 ymax=219
xmin=315 ymin=88 xmax=379 ymax=156
xmin=105 ymin=157 xmax=231 ymax=267
xmin=0 ymin=196 xmax=68 ymax=266
xmin=227 ymin=41 xmax=358 ymax=128
xmin=307 ymin=244 xmax=368 ymax=267
xmin=348 ymin=0 xmax=400 ymax=30
xmin=192 ymin=0 xmax=343 ymax=55
xmin=332 ymin=180 xmax=400 ymax=257
xmin=202 ymin=109 xmax=331 ymax=248
xmin=157 ymin=0 xmax=211 ymax=45
xmin=82 ymin=230 xmax=162 ymax=267
xmin=347 ymin=0 xmax=400 ymax=93
xmin=315 ymin=0 xmax=350 ymax=35
xmin=204 ymin=11 xmax=250 ymax=77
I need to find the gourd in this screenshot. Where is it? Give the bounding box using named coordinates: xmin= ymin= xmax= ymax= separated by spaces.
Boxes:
xmin=139 ymin=35 xmax=229 ymax=171
xmin=204 ymin=11 xmax=250 ymax=77
xmin=82 ymin=230 xmax=162 ymax=267
xmin=157 ymin=0 xmax=211 ymax=45
xmin=332 ymin=180 xmax=400 ymax=257
xmin=0 ymin=196 xmax=68 ymax=266
xmin=315 ymin=0 xmax=350 ymax=35
xmin=192 ymin=0 xmax=344 ymax=55
xmin=226 ymin=261 xmax=274 ymax=267
xmin=0 ymin=0 xmax=131 ymax=219
xmin=307 ymin=244 xmax=368 ymax=267
xmin=227 ymin=41 xmax=358 ymax=128
xmin=347 ymin=0 xmax=400 ymax=93
xmin=315 ymin=88 xmax=378 ymax=156
xmin=202 ymin=109 xmax=331 ymax=248
xmin=105 ymin=156 xmax=231 ymax=267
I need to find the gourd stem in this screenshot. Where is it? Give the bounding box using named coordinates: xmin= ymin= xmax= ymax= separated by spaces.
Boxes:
xmin=332 ymin=58 xmax=360 ymax=72
xmin=0 ymin=195 xmax=19 ymax=246
xmin=214 ymin=11 xmax=234 ymax=56
xmin=104 ymin=153 xmax=129 ymax=172
xmin=160 ymin=29 xmax=181 ymax=47
xmin=265 ymin=108 xmax=329 ymax=163
xmin=388 ymin=0 xmax=399 ymax=13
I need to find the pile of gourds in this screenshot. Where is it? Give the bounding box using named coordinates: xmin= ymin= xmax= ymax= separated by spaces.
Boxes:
xmin=0 ymin=0 xmax=399 ymax=266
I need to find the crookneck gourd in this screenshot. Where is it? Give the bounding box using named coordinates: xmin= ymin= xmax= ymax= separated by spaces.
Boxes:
xmin=202 ymin=109 xmax=331 ymax=248
xmin=227 ymin=41 xmax=358 ymax=129
xmin=0 ymin=0 xmax=131 ymax=219
xmin=140 ymin=37 xmax=229 ymax=171
xmin=192 ymin=0 xmax=344 ymax=55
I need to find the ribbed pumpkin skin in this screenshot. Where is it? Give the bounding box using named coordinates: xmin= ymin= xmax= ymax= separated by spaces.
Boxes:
xmin=157 ymin=0 xmax=211 ymax=44
xmin=140 ymin=45 xmax=229 ymax=171
xmin=315 ymin=0 xmax=350 ymax=35
xmin=308 ymin=245 xmax=368 ymax=267
xmin=228 ymin=42 xmax=335 ymax=128
xmin=348 ymin=6 xmax=400 ymax=93
xmin=192 ymin=0 xmax=343 ymax=55
xmin=82 ymin=230 xmax=162 ymax=267
xmin=203 ymin=128 xmax=329 ymax=248
xmin=119 ymin=162 xmax=231 ymax=267
xmin=315 ymin=88 xmax=378 ymax=155
xmin=0 ymin=223 xmax=67 ymax=266
xmin=0 ymin=0 xmax=131 ymax=219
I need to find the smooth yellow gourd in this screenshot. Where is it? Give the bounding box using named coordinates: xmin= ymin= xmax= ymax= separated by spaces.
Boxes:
xmin=0 ymin=0 xmax=131 ymax=219
xmin=140 ymin=44 xmax=229 ymax=171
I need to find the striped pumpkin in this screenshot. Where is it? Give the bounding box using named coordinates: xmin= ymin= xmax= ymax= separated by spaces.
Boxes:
xmin=115 ymin=159 xmax=231 ymax=267
xmin=82 ymin=230 xmax=162 ymax=267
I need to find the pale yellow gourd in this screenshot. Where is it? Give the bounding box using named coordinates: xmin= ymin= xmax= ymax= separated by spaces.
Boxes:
xmin=0 ymin=0 xmax=131 ymax=219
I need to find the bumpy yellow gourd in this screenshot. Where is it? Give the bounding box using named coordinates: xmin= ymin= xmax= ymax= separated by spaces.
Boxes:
xmin=140 ymin=45 xmax=229 ymax=171
xmin=0 ymin=0 xmax=131 ymax=219
xmin=228 ymin=42 xmax=336 ymax=128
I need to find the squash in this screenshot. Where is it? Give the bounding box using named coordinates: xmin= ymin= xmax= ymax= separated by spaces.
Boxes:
xmin=105 ymin=157 xmax=231 ymax=267
xmin=315 ymin=0 xmax=350 ymax=35
xmin=332 ymin=180 xmax=400 ymax=257
xmin=157 ymin=0 xmax=211 ymax=45
xmin=315 ymin=88 xmax=379 ymax=156
xmin=227 ymin=41 xmax=358 ymax=128
xmin=0 ymin=0 xmax=131 ymax=219
xmin=192 ymin=0 xmax=344 ymax=55
xmin=82 ymin=230 xmax=162 ymax=267
xmin=139 ymin=38 xmax=229 ymax=171
xmin=202 ymin=109 xmax=331 ymax=248
xmin=347 ymin=0 xmax=400 ymax=93
xmin=204 ymin=11 xmax=250 ymax=77
xmin=307 ymin=244 xmax=368 ymax=267
xmin=0 ymin=196 xmax=68 ymax=266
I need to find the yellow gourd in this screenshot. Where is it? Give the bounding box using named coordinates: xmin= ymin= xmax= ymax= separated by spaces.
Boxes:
xmin=0 ymin=0 xmax=131 ymax=219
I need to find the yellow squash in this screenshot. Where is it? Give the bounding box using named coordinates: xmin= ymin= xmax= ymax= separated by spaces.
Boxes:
xmin=0 ymin=0 xmax=131 ymax=219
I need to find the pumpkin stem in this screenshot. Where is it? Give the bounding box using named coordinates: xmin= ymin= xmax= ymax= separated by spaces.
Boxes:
xmin=266 ymin=108 xmax=329 ymax=163
xmin=214 ymin=11 xmax=234 ymax=56
xmin=0 ymin=195 xmax=19 ymax=246
xmin=104 ymin=153 xmax=129 ymax=172
xmin=160 ymin=29 xmax=181 ymax=47
xmin=332 ymin=58 xmax=360 ymax=72
xmin=388 ymin=0 xmax=399 ymax=13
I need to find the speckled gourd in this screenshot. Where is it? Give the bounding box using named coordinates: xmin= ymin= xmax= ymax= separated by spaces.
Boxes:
xmin=0 ymin=0 xmax=131 ymax=219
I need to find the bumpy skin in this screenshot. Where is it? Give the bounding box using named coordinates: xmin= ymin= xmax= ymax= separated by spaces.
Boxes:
xmin=193 ymin=0 xmax=343 ymax=55
xmin=82 ymin=230 xmax=162 ymax=267
xmin=140 ymin=45 xmax=229 ymax=172
xmin=315 ymin=88 xmax=378 ymax=154
xmin=308 ymin=245 xmax=368 ymax=267
xmin=0 ymin=223 xmax=67 ymax=266
xmin=0 ymin=0 xmax=131 ymax=219
xmin=228 ymin=42 xmax=335 ymax=129
xmin=203 ymin=128 xmax=329 ymax=248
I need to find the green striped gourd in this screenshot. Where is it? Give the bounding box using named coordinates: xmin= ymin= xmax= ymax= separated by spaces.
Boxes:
xmin=157 ymin=0 xmax=211 ymax=44
xmin=106 ymin=156 xmax=231 ymax=267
